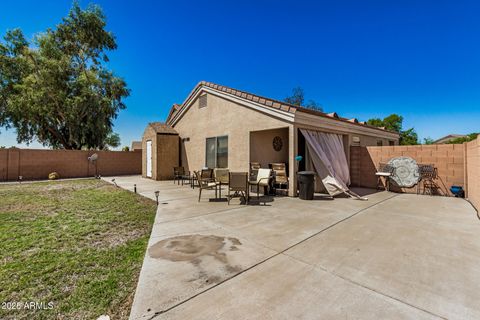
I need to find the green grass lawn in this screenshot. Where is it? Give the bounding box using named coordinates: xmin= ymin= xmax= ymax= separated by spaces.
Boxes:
xmin=0 ymin=179 xmax=157 ymax=320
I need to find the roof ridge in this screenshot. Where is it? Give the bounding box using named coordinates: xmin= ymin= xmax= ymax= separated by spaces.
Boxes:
xmin=167 ymin=80 xmax=397 ymax=134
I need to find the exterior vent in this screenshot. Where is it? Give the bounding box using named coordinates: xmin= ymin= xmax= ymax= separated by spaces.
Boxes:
xmin=327 ymin=112 xmax=339 ymax=118
xmin=199 ymin=94 xmax=207 ymax=108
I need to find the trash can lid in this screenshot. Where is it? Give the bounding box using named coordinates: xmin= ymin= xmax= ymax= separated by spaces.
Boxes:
xmin=297 ymin=171 xmax=316 ymax=176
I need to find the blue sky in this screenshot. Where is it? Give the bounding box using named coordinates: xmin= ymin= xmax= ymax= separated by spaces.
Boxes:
xmin=1 ymin=0 xmax=479 ymax=148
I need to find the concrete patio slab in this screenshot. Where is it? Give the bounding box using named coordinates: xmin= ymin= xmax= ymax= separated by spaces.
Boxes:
xmin=286 ymin=194 xmax=480 ymax=319
xmin=203 ymin=191 xmax=393 ymax=251
xmin=160 ymin=254 xmax=438 ymax=320
xmin=103 ymin=176 xmax=479 ymax=320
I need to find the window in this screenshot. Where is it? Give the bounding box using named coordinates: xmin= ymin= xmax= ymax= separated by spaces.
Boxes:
xmin=206 ymin=136 xmax=228 ymax=168
xmin=199 ymin=94 xmax=207 ymax=108
xmin=389 ymin=140 xmax=395 ymax=146
xmin=377 ymin=140 xmax=383 ymax=146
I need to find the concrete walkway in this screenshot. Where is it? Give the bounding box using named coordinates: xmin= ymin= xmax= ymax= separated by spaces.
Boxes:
xmin=104 ymin=175 xmax=479 ymax=320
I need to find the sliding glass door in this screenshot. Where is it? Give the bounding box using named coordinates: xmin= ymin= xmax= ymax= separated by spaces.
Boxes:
xmin=205 ymin=136 xmax=228 ymax=168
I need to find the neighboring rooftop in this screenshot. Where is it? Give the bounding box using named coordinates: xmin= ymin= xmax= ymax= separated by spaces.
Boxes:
xmin=434 ymin=134 xmax=467 ymax=144
xmin=131 ymin=141 xmax=142 ymax=150
xmin=167 ymin=81 xmax=394 ymax=134
xmin=147 ymin=122 xmax=178 ymax=135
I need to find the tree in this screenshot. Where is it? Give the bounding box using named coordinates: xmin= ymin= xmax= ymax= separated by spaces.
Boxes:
xmin=0 ymin=2 xmax=129 ymax=149
xmin=423 ymin=137 xmax=435 ymax=145
xmin=367 ymin=113 xmax=418 ymax=145
xmin=284 ymin=87 xmax=323 ymax=112
xmin=284 ymin=87 xmax=304 ymax=106
xmin=102 ymin=132 xmax=121 ymax=150
xmin=122 ymin=146 xmax=130 ymax=152
xmin=400 ymin=128 xmax=419 ymax=145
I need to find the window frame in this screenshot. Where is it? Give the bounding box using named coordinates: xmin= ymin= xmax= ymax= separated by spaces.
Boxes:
xmin=205 ymin=135 xmax=228 ymax=168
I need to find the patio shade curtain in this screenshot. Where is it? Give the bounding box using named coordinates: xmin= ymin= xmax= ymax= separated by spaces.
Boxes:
xmin=300 ymin=129 xmax=350 ymax=196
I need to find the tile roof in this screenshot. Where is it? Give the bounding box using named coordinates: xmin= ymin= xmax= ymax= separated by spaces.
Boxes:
xmin=148 ymin=122 xmax=178 ymax=134
xmin=167 ymin=81 xmax=396 ymax=134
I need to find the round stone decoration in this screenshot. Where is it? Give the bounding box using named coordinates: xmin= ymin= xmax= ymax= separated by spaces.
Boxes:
xmin=273 ymin=136 xmax=283 ymax=152
xmin=387 ymin=156 xmax=420 ymax=188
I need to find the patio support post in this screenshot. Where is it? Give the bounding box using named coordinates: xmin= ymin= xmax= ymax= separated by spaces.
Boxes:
xmin=288 ymin=125 xmax=297 ymax=197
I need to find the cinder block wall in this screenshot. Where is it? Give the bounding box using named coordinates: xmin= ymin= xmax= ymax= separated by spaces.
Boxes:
xmin=0 ymin=148 xmax=141 ymax=181
xmin=350 ymin=144 xmax=465 ymax=195
xmin=466 ymin=139 xmax=480 ymax=210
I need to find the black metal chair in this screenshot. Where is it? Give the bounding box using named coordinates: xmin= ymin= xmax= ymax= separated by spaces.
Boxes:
xmin=417 ymin=164 xmax=442 ymax=195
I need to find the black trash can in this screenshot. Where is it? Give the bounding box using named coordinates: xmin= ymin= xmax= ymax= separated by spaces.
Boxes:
xmin=297 ymin=171 xmax=315 ymax=200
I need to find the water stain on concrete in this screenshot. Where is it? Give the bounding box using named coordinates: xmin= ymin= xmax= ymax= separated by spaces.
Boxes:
xmin=149 ymin=234 xmax=241 ymax=262
xmin=149 ymin=234 xmax=244 ymax=285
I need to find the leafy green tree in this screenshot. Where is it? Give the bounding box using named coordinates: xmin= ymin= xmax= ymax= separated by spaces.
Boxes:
xmin=284 ymin=87 xmax=323 ymax=112
xmin=122 ymin=146 xmax=130 ymax=152
xmin=400 ymin=128 xmax=419 ymax=145
xmin=367 ymin=113 xmax=418 ymax=145
xmin=445 ymin=133 xmax=479 ymax=144
xmin=0 ymin=2 xmax=129 ymax=149
xmin=423 ymin=137 xmax=435 ymax=145
xmin=102 ymin=132 xmax=121 ymax=150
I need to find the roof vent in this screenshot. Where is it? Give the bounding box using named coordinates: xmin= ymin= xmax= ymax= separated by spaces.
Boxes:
xmin=327 ymin=112 xmax=339 ymax=118
xmin=348 ymin=118 xmax=359 ymax=123
xmin=199 ymin=94 xmax=207 ymax=108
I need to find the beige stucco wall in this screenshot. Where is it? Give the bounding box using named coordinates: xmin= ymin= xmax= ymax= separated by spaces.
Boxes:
xmin=173 ymin=93 xmax=293 ymax=173
xmin=250 ymin=128 xmax=289 ymax=168
xmin=348 ymin=133 xmax=397 ymax=147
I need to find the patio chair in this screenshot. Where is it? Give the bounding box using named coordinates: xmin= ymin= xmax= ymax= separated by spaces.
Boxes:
xmin=201 ymin=168 xmax=214 ymax=180
xmin=228 ymin=172 xmax=249 ymax=204
xmin=418 ymin=164 xmax=442 ymax=195
xmin=194 ymin=171 xmax=218 ymax=202
xmin=173 ymin=166 xmax=190 ymax=185
xmin=270 ymin=163 xmax=288 ymax=194
xmin=249 ymin=162 xmax=261 ymax=182
xmin=376 ymin=163 xmax=394 ymax=191
xmin=249 ymin=168 xmax=272 ymax=200
xmin=214 ymin=168 xmax=229 ymax=198
xmin=191 ymin=168 xmax=214 ymax=189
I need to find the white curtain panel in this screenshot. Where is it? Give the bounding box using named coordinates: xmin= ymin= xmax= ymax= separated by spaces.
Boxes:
xmin=300 ymin=129 xmax=351 ymax=196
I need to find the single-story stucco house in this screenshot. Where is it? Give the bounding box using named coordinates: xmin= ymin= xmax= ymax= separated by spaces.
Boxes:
xmin=433 ymin=134 xmax=467 ymax=144
xmin=142 ymin=81 xmax=399 ymax=196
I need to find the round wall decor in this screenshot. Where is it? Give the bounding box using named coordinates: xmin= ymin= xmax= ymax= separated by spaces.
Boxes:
xmin=388 ymin=156 xmax=420 ymax=188
xmin=273 ymin=136 xmax=283 ymax=151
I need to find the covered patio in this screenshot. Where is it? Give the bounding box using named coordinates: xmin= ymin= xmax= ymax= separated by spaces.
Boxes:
xmin=104 ymin=175 xmax=480 ymax=320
